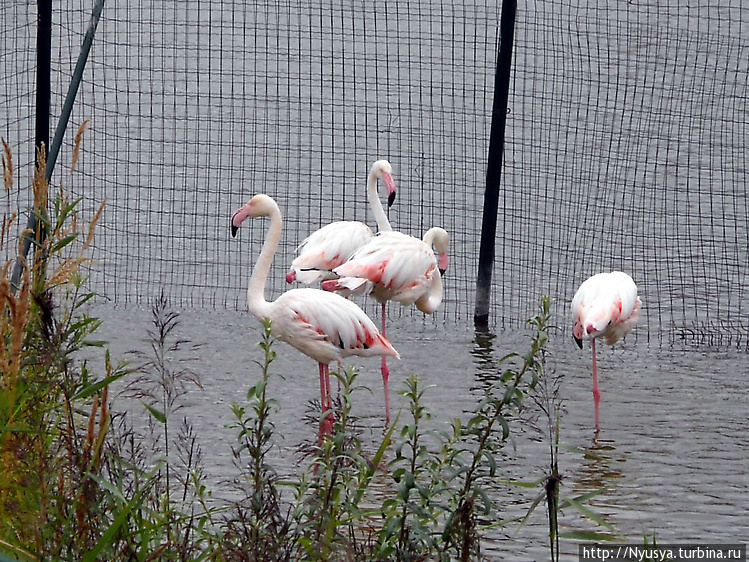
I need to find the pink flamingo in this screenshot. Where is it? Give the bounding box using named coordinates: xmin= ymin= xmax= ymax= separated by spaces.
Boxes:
xmin=321 ymin=227 xmax=449 ymax=422
xmin=571 ymin=271 xmax=642 ymax=429
xmin=231 ymin=194 xmax=400 ymax=436
xmin=285 ymin=159 xmax=397 ymax=284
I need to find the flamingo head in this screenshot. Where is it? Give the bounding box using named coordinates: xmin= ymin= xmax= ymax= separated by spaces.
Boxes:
xmin=576 ymin=313 xmax=616 ymax=345
xmin=372 ymin=159 xmax=397 ymax=207
xmin=424 ymin=227 xmax=450 ymax=275
xmin=573 ymin=320 xmax=584 ymax=349
xmin=231 ymin=194 xmax=278 ymax=237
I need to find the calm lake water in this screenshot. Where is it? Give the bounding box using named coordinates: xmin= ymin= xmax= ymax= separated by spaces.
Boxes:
xmin=89 ymin=302 xmax=749 ymax=560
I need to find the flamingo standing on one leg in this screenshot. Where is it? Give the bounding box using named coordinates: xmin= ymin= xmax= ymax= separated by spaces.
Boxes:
xmin=321 ymin=227 xmax=449 ymax=423
xmin=231 ymin=194 xmax=400 ymax=436
xmin=285 ymin=159 xmax=397 ymax=284
xmin=571 ymin=271 xmax=642 ymax=430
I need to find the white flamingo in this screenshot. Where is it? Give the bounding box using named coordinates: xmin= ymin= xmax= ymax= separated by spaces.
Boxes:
xmin=322 ymin=227 xmax=449 ymax=422
xmin=285 ymin=159 xmax=397 ymax=284
xmin=571 ymin=271 xmax=642 ymax=429
xmin=232 ymin=194 xmax=400 ymax=435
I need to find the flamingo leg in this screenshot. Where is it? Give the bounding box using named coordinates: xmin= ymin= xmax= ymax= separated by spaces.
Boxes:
xmin=325 ymin=366 xmax=333 ymax=410
xmin=319 ymin=363 xmax=334 ymax=436
xmin=319 ymin=363 xmax=327 ymax=408
xmin=380 ymin=301 xmax=390 ymax=424
xmin=591 ymin=338 xmax=601 ymax=430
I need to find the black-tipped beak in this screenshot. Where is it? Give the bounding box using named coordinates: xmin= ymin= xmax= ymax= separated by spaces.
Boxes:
xmin=439 ymin=267 xmax=447 ymax=276
xmin=231 ymin=223 xmax=239 ymax=238
xmin=574 ymin=336 xmax=583 ymax=349
xmin=387 ymin=190 xmax=396 ymax=208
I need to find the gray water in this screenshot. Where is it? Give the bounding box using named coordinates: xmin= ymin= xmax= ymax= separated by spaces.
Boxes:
xmin=90 ymin=303 xmax=749 ymax=560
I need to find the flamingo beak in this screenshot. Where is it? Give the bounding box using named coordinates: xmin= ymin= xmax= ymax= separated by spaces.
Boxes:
xmin=438 ymin=252 xmax=449 ymax=276
xmin=383 ymin=173 xmax=397 ymax=208
xmin=231 ymin=207 xmax=245 ymax=237
xmin=574 ymin=335 xmax=583 ymax=349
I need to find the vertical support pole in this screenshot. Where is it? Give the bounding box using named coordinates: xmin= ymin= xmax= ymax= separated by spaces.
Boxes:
xmin=35 ymin=0 xmax=52 ymax=158
xmin=474 ymin=0 xmax=517 ymax=328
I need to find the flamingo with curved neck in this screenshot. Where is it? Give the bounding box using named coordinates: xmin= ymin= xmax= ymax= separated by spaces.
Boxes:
xmin=286 ymin=159 xmax=397 ymax=284
xmin=232 ymin=193 xmax=400 ymax=435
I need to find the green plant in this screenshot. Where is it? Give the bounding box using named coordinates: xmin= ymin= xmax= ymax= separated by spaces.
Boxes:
xmin=222 ymin=317 xmax=294 ymax=561
xmin=514 ymin=296 xmax=617 ymax=560
xmin=108 ymin=293 xmax=220 ymax=561
xmin=291 ymin=366 xmax=393 ymax=560
xmin=377 ymin=297 xmax=551 ymax=561
xmin=0 ymin=132 xmax=129 ymax=560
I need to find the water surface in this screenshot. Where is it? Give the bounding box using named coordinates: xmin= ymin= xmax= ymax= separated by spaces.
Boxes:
xmin=90 ymin=303 xmax=749 ymax=560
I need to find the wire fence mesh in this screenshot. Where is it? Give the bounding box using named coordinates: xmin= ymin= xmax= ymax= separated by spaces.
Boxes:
xmin=1 ymin=0 xmax=747 ymax=344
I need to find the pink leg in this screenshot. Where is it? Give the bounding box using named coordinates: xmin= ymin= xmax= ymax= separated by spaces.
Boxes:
xmin=324 ymin=367 xmax=333 ymax=410
xmin=380 ymin=302 xmax=390 ymax=424
xmin=318 ymin=363 xmax=334 ymax=436
xmin=591 ymin=338 xmax=601 ymax=430
xmin=319 ymin=363 xmax=327 ymax=408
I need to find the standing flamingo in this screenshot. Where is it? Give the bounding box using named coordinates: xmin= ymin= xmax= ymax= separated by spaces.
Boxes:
xmin=571 ymin=271 xmax=642 ymax=429
xmin=285 ymin=159 xmax=397 ymax=284
xmin=321 ymin=227 xmax=449 ymax=422
xmin=231 ymin=194 xmax=400 ymax=436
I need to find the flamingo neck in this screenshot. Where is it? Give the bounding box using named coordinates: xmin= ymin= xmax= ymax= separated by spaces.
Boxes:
xmin=247 ymin=207 xmax=281 ymax=320
xmin=367 ymin=169 xmax=392 ymax=232
xmin=415 ymin=269 xmax=443 ymax=314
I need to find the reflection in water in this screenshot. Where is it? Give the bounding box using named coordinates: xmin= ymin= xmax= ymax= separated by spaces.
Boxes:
xmin=471 ymin=326 xmax=498 ymax=383
xmin=571 ymin=431 xmax=626 ymax=493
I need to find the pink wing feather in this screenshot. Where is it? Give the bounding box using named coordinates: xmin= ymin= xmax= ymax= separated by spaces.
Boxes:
xmin=326 ymin=232 xmax=439 ymax=306
xmin=269 ymin=288 xmax=399 ymax=365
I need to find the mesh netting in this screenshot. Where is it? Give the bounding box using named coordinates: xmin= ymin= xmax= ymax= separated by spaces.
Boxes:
xmin=2 ymin=0 xmax=747 ymax=343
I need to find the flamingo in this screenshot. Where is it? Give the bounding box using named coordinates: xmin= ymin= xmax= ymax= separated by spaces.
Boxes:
xmin=231 ymin=194 xmax=400 ymax=436
xmin=321 ymin=227 xmax=450 ymax=422
xmin=285 ymin=159 xmax=397 ymax=284
xmin=571 ymin=271 xmax=642 ymax=429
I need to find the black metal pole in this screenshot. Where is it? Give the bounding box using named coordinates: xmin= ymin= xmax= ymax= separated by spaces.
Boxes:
xmin=11 ymin=0 xmax=106 ymax=292
xmin=474 ymin=0 xmax=517 ymax=328
xmin=35 ymin=0 xmax=52 ymax=158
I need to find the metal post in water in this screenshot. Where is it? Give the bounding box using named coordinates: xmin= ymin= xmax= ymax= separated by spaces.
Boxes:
xmin=474 ymin=0 xmax=517 ymax=328
xmin=11 ymin=0 xmax=107 ymax=292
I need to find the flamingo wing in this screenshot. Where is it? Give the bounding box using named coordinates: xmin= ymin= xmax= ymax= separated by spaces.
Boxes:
xmin=328 ymin=232 xmax=438 ymax=305
xmin=288 ymin=221 xmax=374 ymax=284
xmin=269 ymin=288 xmax=399 ymax=364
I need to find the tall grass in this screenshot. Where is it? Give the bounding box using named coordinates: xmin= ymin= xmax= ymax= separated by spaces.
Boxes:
xmin=0 ymin=137 xmax=618 ymax=560
xmin=0 ymin=133 xmax=122 ymax=560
